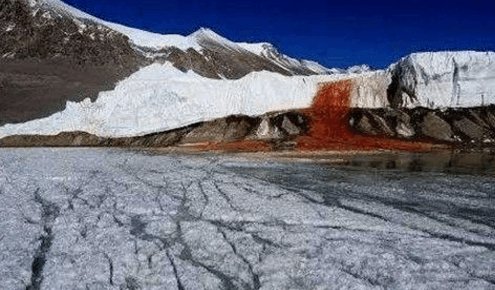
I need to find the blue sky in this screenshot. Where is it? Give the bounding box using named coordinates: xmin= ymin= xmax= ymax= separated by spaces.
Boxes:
xmin=64 ymin=0 xmax=495 ymax=69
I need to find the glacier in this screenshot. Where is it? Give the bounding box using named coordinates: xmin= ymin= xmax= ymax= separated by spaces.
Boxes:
xmin=390 ymin=51 xmax=495 ymax=108
xmin=1 ymin=50 xmax=494 ymax=139
xmin=0 ymin=63 xmax=380 ymax=138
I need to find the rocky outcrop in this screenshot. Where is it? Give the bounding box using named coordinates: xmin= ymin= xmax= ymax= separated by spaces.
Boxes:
xmin=0 ymin=59 xmax=142 ymax=125
xmin=350 ymin=106 xmax=495 ymax=146
xmin=0 ymin=112 xmax=309 ymax=148
xmin=0 ymin=0 xmax=142 ymax=66
xmin=420 ymin=112 xmax=454 ymax=142
xmin=3 ymin=105 xmax=494 ymax=149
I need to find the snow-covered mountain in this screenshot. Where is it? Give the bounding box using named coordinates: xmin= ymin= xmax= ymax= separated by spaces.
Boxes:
xmin=6 ymin=0 xmax=345 ymax=77
xmin=40 ymin=0 xmax=372 ymax=76
xmin=29 ymin=0 xmax=364 ymax=77
xmin=1 ymin=0 xmax=495 ymax=148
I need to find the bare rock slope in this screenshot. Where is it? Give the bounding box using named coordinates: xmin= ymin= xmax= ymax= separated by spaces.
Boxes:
xmin=0 ymin=0 xmax=144 ymax=124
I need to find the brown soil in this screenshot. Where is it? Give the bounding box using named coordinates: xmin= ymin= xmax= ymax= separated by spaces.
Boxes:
xmin=191 ymin=140 xmax=272 ymax=152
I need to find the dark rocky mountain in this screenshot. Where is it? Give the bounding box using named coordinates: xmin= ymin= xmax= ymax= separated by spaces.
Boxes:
xmin=0 ymin=0 xmax=145 ymax=124
xmin=0 ymin=0 xmax=141 ymax=65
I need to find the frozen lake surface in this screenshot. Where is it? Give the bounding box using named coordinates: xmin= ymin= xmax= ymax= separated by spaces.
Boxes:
xmin=0 ymin=148 xmax=494 ymax=289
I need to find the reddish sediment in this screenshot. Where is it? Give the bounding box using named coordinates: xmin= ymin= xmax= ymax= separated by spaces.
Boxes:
xmin=296 ymin=80 xmax=436 ymax=151
xmin=190 ymin=80 xmax=437 ymax=152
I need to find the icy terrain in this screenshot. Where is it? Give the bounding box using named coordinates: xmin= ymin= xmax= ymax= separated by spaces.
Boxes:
xmin=0 ymin=64 xmax=360 ymax=138
xmin=391 ymin=51 xmax=495 ymax=108
xmin=1 ymin=51 xmax=494 ymax=139
xmin=0 ymin=149 xmax=494 ymax=289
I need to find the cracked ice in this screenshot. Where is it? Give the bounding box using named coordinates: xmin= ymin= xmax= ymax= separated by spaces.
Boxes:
xmin=0 ymin=148 xmax=494 ymax=289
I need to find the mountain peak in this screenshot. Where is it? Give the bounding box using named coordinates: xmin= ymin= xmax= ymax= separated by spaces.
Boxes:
xmin=189 ymin=27 xmax=217 ymax=38
xmin=189 ymin=27 xmax=235 ymax=47
xmin=5 ymin=0 xmax=348 ymax=78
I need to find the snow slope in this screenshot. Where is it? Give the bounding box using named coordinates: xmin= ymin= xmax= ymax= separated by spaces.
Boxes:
xmin=39 ymin=0 xmax=269 ymax=51
xmin=391 ymin=51 xmax=495 ymax=108
xmin=39 ymin=0 xmax=201 ymax=50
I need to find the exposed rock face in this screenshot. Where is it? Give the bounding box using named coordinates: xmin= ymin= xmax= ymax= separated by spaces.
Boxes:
xmin=0 ymin=0 xmax=145 ymax=125
xmin=281 ymin=115 xmax=303 ymax=135
xmin=420 ymin=112 xmax=454 ymax=142
xmin=0 ymin=112 xmax=309 ymax=148
xmin=2 ymin=105 xmax=494 ymax=149
xmin=180 ymin=116 xmax=258 ymax=144
xmin=0 ymin=59 xmax=141 ymax=125
xmin=350 ymin=106 xmax=495 ymax=145
xmin=352 ymin=109 xmax=415 ymax=138
xmin=0 ymin=0 xmax=141 ymax=65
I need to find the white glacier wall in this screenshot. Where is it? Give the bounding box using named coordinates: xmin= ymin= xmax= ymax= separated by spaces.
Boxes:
xmin=0 ymin=63 xmax=367 ymax=138
xmin=1 ymin=51 xmax=493 ymax=139
xmin=350 ymin=71 xmax=391 ymax=108
xmin=390 ymin=51 xmax=495 ymax=108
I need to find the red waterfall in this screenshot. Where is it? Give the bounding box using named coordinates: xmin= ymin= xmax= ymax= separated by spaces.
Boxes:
xmin=297 ymin=80 xmax=434 ymax=151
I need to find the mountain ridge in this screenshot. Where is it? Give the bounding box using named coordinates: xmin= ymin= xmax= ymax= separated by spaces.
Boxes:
xmin=14 ymin=0 xmax=367 ymax=76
